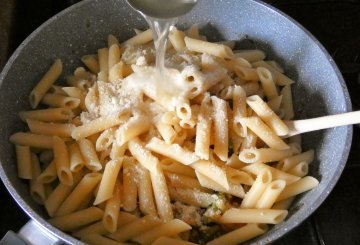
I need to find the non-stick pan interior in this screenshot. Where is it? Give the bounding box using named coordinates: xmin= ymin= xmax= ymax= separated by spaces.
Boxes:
xmin=0 ymin=0 xmax=352 ymax=244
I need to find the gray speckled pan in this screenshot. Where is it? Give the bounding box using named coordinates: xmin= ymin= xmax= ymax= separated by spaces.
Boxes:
xmin=0 ymin=0 xmax=352 ymax=244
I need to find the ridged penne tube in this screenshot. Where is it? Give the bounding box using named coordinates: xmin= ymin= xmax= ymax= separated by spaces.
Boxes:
xmin=211 ymin=96 xmax=228 ymax=161
xmin=67 ymin=76 xmax=93 ymax=91
xmin=207 ymin=223 xmax=268 ymax=245
xmin=184 ymin=36 xmax=233 ymax=59
xmin=29 ymin=59 xmax=62 ymax=108
xmin=37 ymin=161 xmax=57 ymax=183
xmin=152 ymin=237 xmax=197 ymax=245
xmin=15 ymin=145 xmax=32 ymax=179
xmin=10 ymin=132 xmax=53 ymax=149
xmin=257 ymin=67 xmax=278 ymax=100
xmin=82 ymin=234 xmax=123 ymax=245
xmin=72 ymin=211 xmax=137 ymax=238
xmin=272 ymin=197 xmax=295 ymax=210
xmin=159 ymin=158 xmax=196 ymax=178
xmin=44 ymin=171 xmax=84 ymax=217
xmin=110 ymin=141 xmax=127 ymax=160
xmin=78 ymin=138 xmax=102 ymax=172
xmin=239 ymin=116 xmax=289 ymax=150
xmin=55 ymin=173 xmax=102 ymax=216
xmin=122 ymin=157 xmax=138 ymax=212
xmin=246 ymin=95 xmax=289 ymax=136
xmin=234 ymin=49 xmax=266 ymax=62
xmin=146 ymin=137 xmax=199 ymax=166
xmin=41 ymin=94 xmax=80 ymax=109
xmin=154 ymin=119 xmax=177 ymax=144
xmin=168 ymin=186 xmax=215 ymax=208
xmin=175 ymin=98 xmax=192 ymax=120
xmin=196 ymin=171 xmax=244 ymax=198
xmin=241 ymin=82 xmax=260 ymax=96
xmin=53 ymin=136 xmax=73 ymax=186
xmin=226 ymin=167 xmax=254 ymax=186
xmin=26 ymin=119 xmax=75 ymax=137
xmin=103 ymin=181 xmax=122 ymax=233
xmin=96 ymin=127 xmax=116 ymax=152
xmin=94 ymin=159 xmax=123 ymax=205
xmin=280 ymin=84 xmax=295 ymax=120
xmin=267 ymin=95 xmax=283 ymax=112
xmin=49 ymin=207 xmax=104 ymax=231
xmin=49 ymin=85 xmax=66 ymax=95
xmin=242 ymin=162 xmax=300 ymax=185
xmin=30 ymin=153 xmax=46 ymax=204
xmin=238 ymin=147 xmax=293 ymax=164
xmin=241 ymin=168 xmax=272 ymax=208
xmin=19 ymin=108 xmax=73 ymax=122
xmin=136 ymin=164 xmax=157 ymax=216
xmin=150 ymin=164 xmax=173 ymax=222
xmin=108 ymin=44 xmax=121 ymax=70
xmin=195 ymin=93 xmax=212 ymax=160
xmin=128 ymin=137 xmax=159 ymax=174
xmin=98 ymin=48 xmax=109 ymax=82
xmin=288 ymin=161 xmax=309 ymax=177
xmin=191 ymin=160 xmax=229 ymax=190
xmin=161 ymin=111 xmax=179 ymax=125
xmin=169 ymin=28 xmax=186 ymax=52
xmin=165 ymin=172 xmax=207 ymax=192
xmin=220 ymin=208 xmax=288 ymax=224
xmin=108 ymin=215 xmax=163 ymax=242
xmin=232 ymin=85 xmax=247 ymax=137
xmin=123 ymin=29 xmax=153 ymax=46
xmin=255 ymin=180 xmax=286 ymax=208
xmin=253 ymin=60 xmax=294 ymax=86
xmin=234 ymin=66 xmax=259 ymax=81
xmin=109 ymin=61 xmax=133 ymax=82
xmin=71 ymin=113 xmax=130 ymax=140
xmin=133 ymin=219 xmax=192 ymax=245
xmin=116 ymin=114 xmax=151 ymax=146
xmin=68 ymin=142 xmax=85 ymax=172
xmin=276 ymin=176 xmax=319 ymax=202
xmin=280 ymin=150 xmax=314 ymax=171
xmin=81 ymin=55 xmax=100 ymax=74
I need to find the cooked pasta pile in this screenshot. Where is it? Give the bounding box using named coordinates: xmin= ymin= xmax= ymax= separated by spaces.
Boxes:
xmin=10 ymin=25 xmax=319 ymax=245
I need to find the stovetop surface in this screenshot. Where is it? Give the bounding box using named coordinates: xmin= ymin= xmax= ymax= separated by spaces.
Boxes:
xmin=1 ymin=0 xmax=360 ymax=244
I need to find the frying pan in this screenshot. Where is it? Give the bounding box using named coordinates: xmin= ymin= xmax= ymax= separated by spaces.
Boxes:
xmin=0 ymin=0 xmax=352 ymax=244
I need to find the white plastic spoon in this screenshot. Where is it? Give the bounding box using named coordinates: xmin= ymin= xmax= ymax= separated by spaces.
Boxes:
xmin=284 ymin=110 xmax=360 ymax=138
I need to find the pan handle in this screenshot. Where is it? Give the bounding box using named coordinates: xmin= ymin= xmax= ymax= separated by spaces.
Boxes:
xmin=0 ymin=220 xmax=60 ymax=245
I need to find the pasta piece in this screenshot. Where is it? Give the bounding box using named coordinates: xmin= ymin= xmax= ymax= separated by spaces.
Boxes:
xmin=242 ymin=162 xmax=300 ymax=185
xmin=26 ymin=119 xmax=75 ymax=137
xmin=267 ymin=95 xmax=283 ymax=112
xmin=239 ymin=116 xmax=289 ymax=150
xmin=288 ymin=161 xmax=309 ymax=177
xmin=191 ymin=160 xmax=229 ymax=190
xmin=211 ymin=96 xmax=228 ymax=161
xmin=168 ymin=186 xmax=215 ymax=208
xmin=226 ymin=167 xmax=254 ymax=186
xmin=128 ymin=137 xmax=159 ymax=173
xmin=241 ymin=168 xmax=272 ymax=208
xmin=232 ymin=85 xmax=247 ymax=137
xmin=98 ymin=48 xmax=109 ymax=82
xmin=37 ymin=160 xmax=57 ymax=184
xmin=30 ymin=153 xmax=46 ymax=204
xmin=107 ymin=215 xmax=163 ymax=242
xmin=253 ymin=60 xmax=294 ymax=86
xmin=272 ymin=197 xmax=295 ymax=210
xmin=108 ymin=34 xmax=119 ymax=46
xmin=136 ymin=164 xmax=157 ymax=216
xmin=78 ymin=138 xmax=102 ymax=171
xmin=257 ymin=67 xmax=278 ymax=100
xmin=82 ymin=234 xmax=123 ymax=245
xmin=68 ymin=142 xmax=85 ymax=172
xmin=116 ymin=114 xmax=151 ymax=146
xmin=41 ymin=94 xmax=80 ymax=109
xmin=62 ymin=87 xmax=86 ymax=110
xmin=53 ymin=136 xmax=73 ymax=186
xmin=29 ymin=59 xmax=63 ymax=108
xmin=10 ymin=132 xmax=53 ymax=149
xmin=279 ymin=150 xmax=314 ymax=171
xmin=15 ymin=145 xmax=32 ymax=179
xmin=166 ymin=172 xmax=207 ymax=192
xmin=246 ymin=95 xmax=289 ymax=136
xmin=108 ymin=44 xmax=121 ymax=70
xmin=96 ymin=127 xmax=116 ymax=152
xmin=81 ymin=55 xmax=100 ymax=74
xmin=169 ymin=27 xmax=186 ymax=52
xmin=19 ymin=108 xmax=73 ymax=122
xmin=184 ymin=36 xmax=233 ymax=59
xmin=255 ymin=180 xmax=286 ymax=208
xmin=122 ymin=157 xmax=138 ymax=212
xmin=234 ymin=66 xmax=259 ymax=82
xmin=133 ymin=219 xmax=192 ymax=245
xmin=55 ymin=173 xmax=102 ymax=216
xmin=146 ymin=137 xmax=199 ymax=166
xmin=123 ymin=29 xmax=153 ymax=46
xmin=220 ymin=208 xmax=288 ymax=224
xmin=195 ymin=93 xmax=212 ymax=160
xmin=94 ymin=159 xmax=123 ymax=205
xmin=159 ymin=158 xmax=196 ymax=178
xmin=154 ymin=118 xmax=177 ymax=144
xmin=207 ymin=223 xmax=268 ymax=245
xmin=103 ymin=181 xmax=122 ymax=233
xmin=49 ymin=207 xmax=104 ymax=231
xmin=110 ymin=141 xmax=127 ymax=160
xmin=276 ymin=176 xmax=319 ymax=202
xmin=238 ymin=147 xmax=293 ymax=164
xmin=234 ymin=49 xmax=266 ymax=62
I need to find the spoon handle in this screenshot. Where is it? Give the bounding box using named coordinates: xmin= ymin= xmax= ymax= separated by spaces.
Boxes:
xmin=284 ymin=110 xmax=360 ymax=137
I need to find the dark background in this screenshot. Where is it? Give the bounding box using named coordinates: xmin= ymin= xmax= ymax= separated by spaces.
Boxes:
xmin=1 ymin=0 xmax=360 ymax=244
